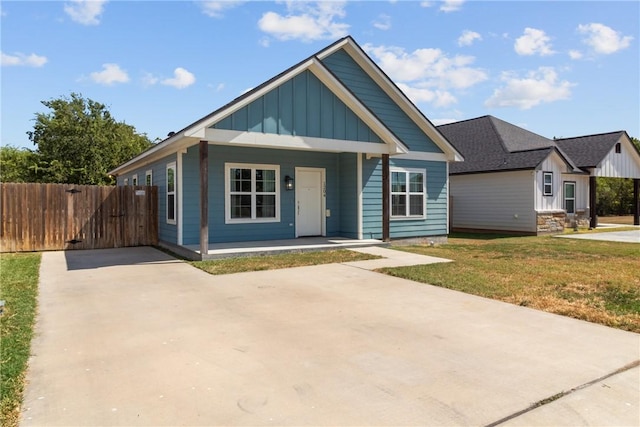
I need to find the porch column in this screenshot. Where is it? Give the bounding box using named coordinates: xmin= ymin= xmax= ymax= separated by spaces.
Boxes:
xmin=589 ymin=175 xmax=597 ymax=229
xmin=199 ymin=140 xmax=209 ymax=258
xmin=634 ymin=179 xmax=639 ymax=226
xmin=382 ymin=154 xmax=390 ymax=242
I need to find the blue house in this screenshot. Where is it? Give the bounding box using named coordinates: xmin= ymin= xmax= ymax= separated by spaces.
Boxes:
xmin=109 ymin=37 xmax=463 ymax=259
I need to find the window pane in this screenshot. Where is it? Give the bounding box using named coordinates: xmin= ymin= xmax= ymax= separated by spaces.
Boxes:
xmin=566 ymin=199 xmax=575 ymax=214
xmin=392 ymin=194 xmax=406 ymax=216
xmin=146 ymin=174 xmax=152 ymax=186
xmin=230 ymin=195 xmax=252 ymax=219
xmin=409 ymin=173 xmax=423 ymax=193
xmin=231 ymin=168 xmax=251 ymax=192
xmin=564 ymin=183 xmax=574 ymax=198
xmin=167 ymin=168 xmax=175 ymax=192
xmin=256 ymin=169 xmax=276 ymax=193
xmin=256 ymin=195 xmax=276 ymax=218
xmin=167 ymin=194 xmax=175 ymax=220
xmin=391 ymin=172 xmax=406 ymax=193
xmin=409 ymin=195 xmax=424 ymax=216
xmin=544 ymin=173 xmax=552 ymax=184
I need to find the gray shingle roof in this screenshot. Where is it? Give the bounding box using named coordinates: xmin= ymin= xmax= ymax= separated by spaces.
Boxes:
xmin=438 ymin=115 xmax=567 ymax=174
xmin=555 ymin=132 xmax=625 ymax=168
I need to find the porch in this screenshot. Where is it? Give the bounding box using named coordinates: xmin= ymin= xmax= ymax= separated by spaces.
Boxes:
xmin=161 ymin=237 xmax=386 ymax=260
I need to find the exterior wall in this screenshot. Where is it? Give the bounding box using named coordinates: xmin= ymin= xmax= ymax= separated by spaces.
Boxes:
xmin=561 ymin=173 xmax=590 ymax=226
xmin=321 ymin=50 xmax=443 ymax=154
xmin=450 ymin=171 xmax=536 ymax=233
xmin=117 ymin=153 xmax=177 ymax=244
xmin=593 ymin=136 xmax=640 ymax=178
xmin=536 ymin=211 xmax=566 ymax=233
xmin=535 ymin=152 xmax=569 ymax=212
xmin=362 ymin=156 xmax=448 ymax=239
xmin=179 ymin=145 xmax=354 ymax=245
xmin=213 ymin=71 xmax=383 ymax=144
xmin=338 ymin=153 xmax=359 ymax=239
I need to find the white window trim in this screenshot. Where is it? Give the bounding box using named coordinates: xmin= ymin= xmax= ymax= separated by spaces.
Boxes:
xmin=132 ymin=174 xmax=138 ymax=186
xmin=145 ymin=170 xmax=153 ymax=186
xmin=564 ymin=181 xmax=576 ymax=215
xmin=543 ymin=171 xmax=553 ymax=196
xmin=390 ymin=167 xmax=427 ymax=220
xmin=123 ymin=178 xmax=129 ymax=186
xmin=225 ymin=163 xmax=280 ymax=224
xmin=166 ymin=162 xmax=177 ymax=225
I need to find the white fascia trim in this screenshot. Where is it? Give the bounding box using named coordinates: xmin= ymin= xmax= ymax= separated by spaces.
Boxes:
xmin=308 ymin=60 xmax=408 ymax=155
xmin=391 ymin=152 xmax=449 ymax=162
xmin=357 ymin=153 xmax=363 ymax=240
xmin=205 ymin=128 xmax=392 ymax=154
xmin=184 ymin=59 xmax=315 ymax=139
xmin=318 ymin=39 xmax=464 ymax=163
xmin=109 ymin=135 xmax=197 ymax=176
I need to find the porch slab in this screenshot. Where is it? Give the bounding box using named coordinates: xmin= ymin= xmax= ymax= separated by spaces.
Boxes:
xmin=182 ymin=237 xmax=387 ymax=260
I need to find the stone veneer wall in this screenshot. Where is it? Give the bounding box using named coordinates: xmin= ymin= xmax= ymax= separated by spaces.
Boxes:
xmin=537 ymin=211 xmax=566 ymax=234
xmin=565 ymin=210 xmax=591 ymax=230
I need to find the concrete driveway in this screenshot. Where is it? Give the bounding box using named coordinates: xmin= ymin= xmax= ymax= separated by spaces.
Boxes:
xmin=556 ymin=229 xmax=640 ymax=243
xmin=23 ymin=247 xmax=639 ymax=426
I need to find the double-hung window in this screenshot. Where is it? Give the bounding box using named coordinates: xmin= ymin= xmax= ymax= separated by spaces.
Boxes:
xmin=391 ymin=168 xmax=426 ymax=219
xmin=166 ymin=162 xmax=176 ymax=224
xmin=564 ymin=182 xmax=576 ymax=214
xmin=145 ymin=170 xmax=153 ymax=186
xmin=543 ymin=172 xmax=553 ymax=196
xmin=132 ymin=174 xmax=138 ymax=186
xmin=226 ymin=163 xmax=279 ymax=223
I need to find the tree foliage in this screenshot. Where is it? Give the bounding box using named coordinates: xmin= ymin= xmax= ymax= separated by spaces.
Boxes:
xmin=7 ymin=93 xmax=153 ymax=185
xmin=0 ymin=146 xmax=40 ymax=183
xmin=596 ymin=136 xmax=639 ymax=216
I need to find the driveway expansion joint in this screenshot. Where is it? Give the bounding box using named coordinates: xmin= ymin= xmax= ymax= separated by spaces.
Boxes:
xmin=484 ymin=360 xmax=640 ymax=427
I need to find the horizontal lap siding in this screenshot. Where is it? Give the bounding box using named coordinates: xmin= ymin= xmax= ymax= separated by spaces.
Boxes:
xmin=339 ymin=153 xmax=358 ymax=238
xmin=118 ymin=154 xmax=176 ymax=244
xmin=450 ymin=171 xmax=535 ymax=233
xmin=321 ymin=50 xmax=442 ymax=154
xmin=213 ymin=71 xmax=382 ymax=144
xmin=362 ymin=158 xmax=448 ymax=239
xmin=180 ymin=145 xmax=343 ymax=245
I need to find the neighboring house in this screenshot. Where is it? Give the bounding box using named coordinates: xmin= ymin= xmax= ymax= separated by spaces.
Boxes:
xmin=109 ymin=36 xmax=463 ymax=259
xmin=438 ymin=116 xmax=640 ymax=234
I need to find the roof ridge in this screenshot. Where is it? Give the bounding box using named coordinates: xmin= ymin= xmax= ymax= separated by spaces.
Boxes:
xmin=555 ymin=130 xmax=625 ymax=141
xmin=436 ymin=115 xmax=492 ymax=127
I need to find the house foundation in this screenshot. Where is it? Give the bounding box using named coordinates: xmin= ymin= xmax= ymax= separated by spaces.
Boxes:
xmin=536 ymin=211 xmax=566 ymax=234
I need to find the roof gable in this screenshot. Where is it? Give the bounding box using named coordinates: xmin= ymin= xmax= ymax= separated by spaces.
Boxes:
xmin=555 ymin=131 xmax=627 ymax=168
xmin=212 ymin=70 xmax=383 ymax=144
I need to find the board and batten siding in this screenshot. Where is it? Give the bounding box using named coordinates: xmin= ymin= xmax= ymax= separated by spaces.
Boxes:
xmin=593 ymin=137 xmax=640 ymax=178
xmin=212 ymin=71 xmax=383 ymax=144
xmin=321 ymin=50 xmax=443 ymax=154
xmin=338 ymin=153 xmax=359 ymax=239
xmin=450 ymin=171 xmax=536 ymax=233
xmin=362 ymin=157 xmax=448 ymax=239
xmin=535 ymin=151 xmax=571 ymax=212
xmin=117 ymin=153 xmax=177 ymax=244
xmin=561 ymin=174 xmax=589 ymax=214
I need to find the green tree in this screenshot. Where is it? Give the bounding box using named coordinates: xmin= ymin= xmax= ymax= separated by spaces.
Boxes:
xmin=596 ymin=136 xmax=639 ymax=216
xmin=27 ymin=93 xmax=152 ymax=185
xmin=0 ymin=146 xmax=40 ymax=183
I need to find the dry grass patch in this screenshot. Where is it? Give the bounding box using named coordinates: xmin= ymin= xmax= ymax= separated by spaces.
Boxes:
xmin=382 ymin=235 xmax=640 ymax=332
xmin=191 ymin=249 xmax=379 ymax=275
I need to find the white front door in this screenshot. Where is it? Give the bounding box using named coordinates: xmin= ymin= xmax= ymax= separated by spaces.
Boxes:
xmin=296 ymin=168 xmax=324 ymax=237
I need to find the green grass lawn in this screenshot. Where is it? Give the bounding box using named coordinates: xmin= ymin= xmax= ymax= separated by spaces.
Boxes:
xmin=191 ymin=249 xmax=379 ymax=275
xmin=382 ymin=234 xmax=640 ymax=333
xmin=0 ymin=253 xmax=41 ymax=427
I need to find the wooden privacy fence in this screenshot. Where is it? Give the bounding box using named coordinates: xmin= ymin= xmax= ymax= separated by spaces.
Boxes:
xmin=0 ymin=183 xmax=158 ymax=252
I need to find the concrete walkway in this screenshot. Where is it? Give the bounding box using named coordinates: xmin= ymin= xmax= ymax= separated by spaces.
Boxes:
xmin=22 ymin=247 xmax=639 ymax=426
xmin=556 ymin=229 xmax=640 ymax=243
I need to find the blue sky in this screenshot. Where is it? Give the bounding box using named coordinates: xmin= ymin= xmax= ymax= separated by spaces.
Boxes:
xmin=2 ymin=1 xmax=638 ymax=149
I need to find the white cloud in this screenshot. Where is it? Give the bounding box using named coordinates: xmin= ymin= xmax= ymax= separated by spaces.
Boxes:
xmin=161 ymin=67 xmax=196 ymax=89
xmin=1 ymin=51 xmax=47 ymax=67
xmin=485 ymin=67 xmax=574 ymax=110
xmin=200 ymin=1 xmax=245 ymax=18
xmin=440 ymin=0 xmax=465 ymax=13
xmin=258 ymin=1 xmax=349 ymax=42
xmin=373 ymin=14 xmax=391 ymax=31
xmin=64 ymin=0 xmax=107 ymax=25
xmin=90 ymin=63 xmax=129 ymax=85
xmin=364 ymin=43 xmax=487 ymax=108
xmin=458 ymin=30 xmax=481 ymax=47
xmin=514 ymin=28 xmax=555 ymax=56
xmin=568 ymin=50 xmax=583 ymax=60
xmin=420 ymin=1 xmax=434 ymax=7
xmin=577 ymin=23 xmax=633 ymax=55
xmin=141 ymin=72 xmax=159 ymax=87
xmin=431 ymin=117 xmax=458 ymax=126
